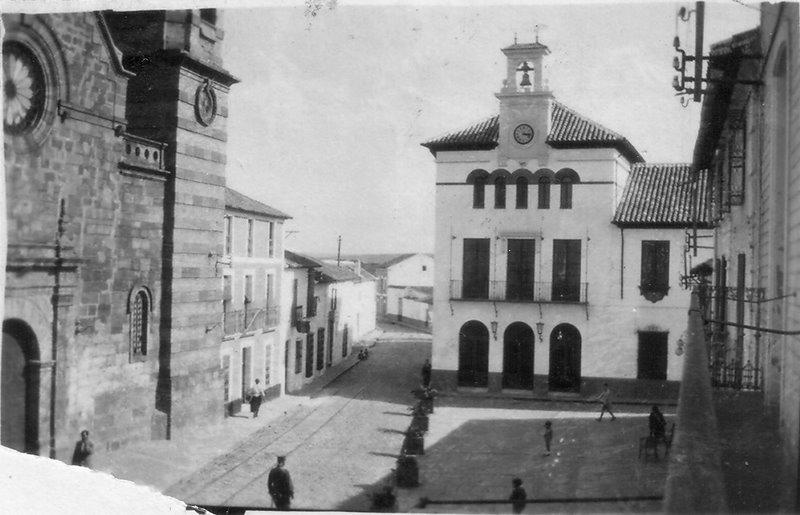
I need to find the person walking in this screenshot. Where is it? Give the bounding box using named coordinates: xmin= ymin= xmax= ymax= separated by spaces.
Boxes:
xmin=268 ymin=455 xmax=294 ymax=510
xmin=421 ymin=358 xmax=432 ymax=388
xmin=509 ymin=477 xmax=527 ymax=514
xmin=249 ymin=378 xmax=265 ymax=418
xmin=71 ymin=430 xmax=94 ymax=467
xmin=543 ymin=421 xmax=553 ymax=456
xmin=595 ymin=383 xmax=616 ymax=421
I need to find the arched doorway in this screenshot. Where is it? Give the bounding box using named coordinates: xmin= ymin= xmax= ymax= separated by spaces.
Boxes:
xmin=458 ymin=321 xmax=489 ymax=387
xmin=1 ymin=319 xmax=41 ymax=453
xmin=548 ymin=323 xmax=581 ymax=392
xmin=502 ymin=322 xmax=534 ymax=389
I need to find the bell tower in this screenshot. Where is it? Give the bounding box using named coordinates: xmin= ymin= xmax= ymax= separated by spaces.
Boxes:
xmin=495 ymin=35 xmax=553 ymax=166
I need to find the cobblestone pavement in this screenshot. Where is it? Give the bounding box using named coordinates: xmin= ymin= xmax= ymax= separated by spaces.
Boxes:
xmin=166 ymin=325 xmax=432 ymax=512
xmin=92 ymin=321 xmax=781 ymax=514
xmin=165 ymin=323 xmax=674 ymax=514
xmin=96 ymin=323 xmax=675 ymax=514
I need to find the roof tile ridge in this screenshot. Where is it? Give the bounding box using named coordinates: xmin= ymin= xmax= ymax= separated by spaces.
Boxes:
xmin=549 ymin=100 xmax=625 ymax=140
xmin=423 ymin=114 xmax=499 ymax=144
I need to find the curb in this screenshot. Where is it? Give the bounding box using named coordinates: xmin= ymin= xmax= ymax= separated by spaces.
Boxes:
xmin=437 ymin=390 xmax=679 ymax=408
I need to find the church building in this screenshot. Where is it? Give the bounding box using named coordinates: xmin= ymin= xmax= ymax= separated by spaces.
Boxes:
xmin=422 ymin=39 xmax=712 ymax=399
xmin=3 ymin=9 xmax=237 ymax=458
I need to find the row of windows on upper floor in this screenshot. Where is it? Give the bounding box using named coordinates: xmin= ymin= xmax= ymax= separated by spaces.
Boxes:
xmin=457 ymin=238 xmax=670 ymax=304
xmin=224 ymin=215 xmax=278 ymax=258
xmin=468 ymin=168 xmax=581 ymax=210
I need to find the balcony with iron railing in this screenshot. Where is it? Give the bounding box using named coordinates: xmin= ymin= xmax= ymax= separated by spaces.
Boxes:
xmin=223 ymin=306 xmax=279 ymax=337
xmin=449 ymin=280 xmax=588 ymax=304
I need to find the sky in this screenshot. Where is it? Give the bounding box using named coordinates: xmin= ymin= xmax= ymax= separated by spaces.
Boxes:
xmin=0 ymin=0 xmax=760 ymax=256
xmin=220 ymin=1 xmax=759 ymax=257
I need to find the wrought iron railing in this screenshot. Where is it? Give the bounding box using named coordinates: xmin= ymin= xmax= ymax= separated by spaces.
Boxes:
xmin=223 ymin=306 xmax=279 ymax=336
xmin=697 ymin=284 xmax=766 ymax=303
xmin=449 ymin=280 xmax=587 ymax=303
xmin=709 ymin=357 xmax=761 ymax=391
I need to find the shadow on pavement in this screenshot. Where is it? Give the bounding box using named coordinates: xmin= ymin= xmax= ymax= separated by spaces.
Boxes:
xmin=336 ymin=412 xmax=668 ymax=513
xmin=714 ymin=390 xmax=786 ymax=512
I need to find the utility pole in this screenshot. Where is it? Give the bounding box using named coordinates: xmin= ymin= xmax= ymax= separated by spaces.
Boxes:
xmin=693 ymin=1 xmax=705 ymax=103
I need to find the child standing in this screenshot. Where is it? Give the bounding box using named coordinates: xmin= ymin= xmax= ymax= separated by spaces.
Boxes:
xmin=543 ymin=421 xmax=553 ymax=456
xmin=509 ymin=477 xmax=527 ymax=514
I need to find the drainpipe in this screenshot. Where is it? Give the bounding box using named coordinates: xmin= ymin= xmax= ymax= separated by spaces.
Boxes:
xmin=50 ymin=199 xmax=66 ymax=458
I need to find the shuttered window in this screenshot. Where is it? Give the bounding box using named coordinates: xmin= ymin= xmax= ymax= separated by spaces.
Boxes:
xmin=506 ymin=239 xmax=535 ymax=301
xmin=552 ymin=240 xmax=581 ymax=301
xmin=538 ymin=177 xmax=550 ymax=209
xmin=560 ymin=178 xmax=573 ymax=209
xmin=516 ymin=177 xmax=528 ymax=209
xmin=463 ymin=238 xmax=490 ymax=299
xmin=640 ymin=241 xmax=670 ymax=302
xmin=316 ymin=328 xmax=325 ymax=370
xmin=494 ymin=176 xmax=506 ymax=209
xmin=473 ymin=176 xmax=486 ymax=208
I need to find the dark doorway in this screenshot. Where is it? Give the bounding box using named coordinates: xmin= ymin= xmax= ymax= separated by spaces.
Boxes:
xmin=638 ymin=331 xmax=668 ymax=380
xmin=502 ymin=322 xmax=534 ymax=389
xmin=241 ymin=346 xmax=252 ymax=400
xmin=1 ymin=319 xmax=40 ymax=454
xmin=458 ymin=321 xmax=489 ymax=387
xmin=548 ymin=323 xmax=581 ymax=391
xmin=305 ymin=334 xmax=314 ymax=378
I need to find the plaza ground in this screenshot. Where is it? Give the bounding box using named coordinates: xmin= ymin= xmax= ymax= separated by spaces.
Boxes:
xmin=92 ymin=322 xmax=782 ymax=513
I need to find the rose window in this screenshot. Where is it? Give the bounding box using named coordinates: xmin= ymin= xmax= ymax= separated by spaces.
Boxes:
xmin=3 ymin=41 xmax=46 ymax=135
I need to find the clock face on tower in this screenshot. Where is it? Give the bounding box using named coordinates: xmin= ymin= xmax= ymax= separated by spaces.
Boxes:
xmin=513 ymin=123 xmax=534 ymax=145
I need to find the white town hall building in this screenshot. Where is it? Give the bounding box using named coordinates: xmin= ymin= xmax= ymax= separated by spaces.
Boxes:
xmin=422 ymin=39 xmax=712 ymax=399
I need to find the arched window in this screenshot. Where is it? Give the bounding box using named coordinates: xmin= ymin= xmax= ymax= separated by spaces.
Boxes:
xmin=494 ymin=176 xmax=506 ymax=209
xmin=473 ymin=176 xmax=486 ymax=208
xmin=129 ymin=287 xmax=152 ymax=359
xmin=516 ymin=177 xmax=528 ymax=209
xmin=560 ymin=177 xmax=573 ymax=209
xmin=538 ymin=176 xmax=550 ymax=209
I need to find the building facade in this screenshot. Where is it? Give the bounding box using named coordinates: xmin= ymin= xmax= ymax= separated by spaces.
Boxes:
xmin=282 ymin=253 xmax=376 ymax=393
xmin=282 ymin=251 xmax=322 ymax=393
xmin=689 ymin=4 xmax=800 ymax=507
xmin=2 ymin=9 xmax=236 ymax=458
xmin=219 ymin=188 xmax=289 ymax=416
xmin=423 ymin=40 xmax=710 ymax=398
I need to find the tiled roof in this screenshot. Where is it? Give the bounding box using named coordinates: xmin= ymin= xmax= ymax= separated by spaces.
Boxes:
xmin=612 ymin=163 xmax=711 ymax=227
xmin=316 ymin=261 xmax=363 ymax=283
xmin=285 ymin=250 xmax=322 ymax=269
xmin=692 ymin=27 xmax=760 ymax=172
xmin=502 ymin=41 xmax=550 ymax=52
xmin=421 ymin=101 xmax=643 ymax=163
xmin=225 ymin=188 xmax=291 ymax=219
xmin=382 ymin=253 xmax=420 ymax=268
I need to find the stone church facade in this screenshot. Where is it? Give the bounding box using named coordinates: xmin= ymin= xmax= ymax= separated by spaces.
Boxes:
xmin=2 ymin=9 xmax=237 ymax=459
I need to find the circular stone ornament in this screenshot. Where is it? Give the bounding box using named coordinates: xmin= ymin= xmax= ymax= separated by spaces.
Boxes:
xmin=195 ymin=79 xmax=217 ymax=126
xmin=3 ymin=41 xmax=47 ymax=135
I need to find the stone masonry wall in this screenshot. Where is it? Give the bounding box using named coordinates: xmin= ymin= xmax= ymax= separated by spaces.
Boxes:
xmin=4 ymin=12 xmax=165 ymax=457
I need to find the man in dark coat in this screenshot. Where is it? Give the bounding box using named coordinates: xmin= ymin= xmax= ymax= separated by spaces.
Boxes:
xmin=268 ymin=455 xmax=294 ymax=510
xmin=421 ymin=359 xmax=432 ymax=387
xmin=71 ymin=430 xmax=94 ymax=467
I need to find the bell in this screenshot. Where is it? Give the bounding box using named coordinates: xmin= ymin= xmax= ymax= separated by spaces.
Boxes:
xmin=520 ymin=71 xmax=532 ymax=87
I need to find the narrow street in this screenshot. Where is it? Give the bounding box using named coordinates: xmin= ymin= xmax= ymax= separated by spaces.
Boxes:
xmin=167 ymin=323 xmax=432 ymax=511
